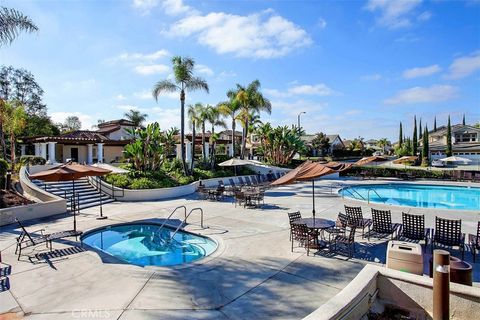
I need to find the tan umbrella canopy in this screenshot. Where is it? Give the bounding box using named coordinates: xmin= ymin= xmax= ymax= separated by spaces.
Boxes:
xmin=355 ymin=156 xmax=388 ymax=166
xmin=439 ymin=156 xmax=472 ymax=164
xmin=271 ymin=161 xmax=351 ymax=224
xmin=218 ymin=158 xmax=251 ymax=167
xmin=393 ymin=156 xmax=418 ymax=164
xmin=92 ymin=163 xmax=129 ymax=174
xmin=29 ymin=163 xmax=112 ymax=225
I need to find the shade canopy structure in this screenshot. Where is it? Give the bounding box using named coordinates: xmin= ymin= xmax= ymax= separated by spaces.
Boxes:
xmin=355 ymin=156 xmax=388 ymax=166
xmin=270 ymin=161 xmax=351 ymax=226
xmin=218 ymin=158 xmax=252 ymax=167
xmin=393 ymin=156 xmax=418 ymax=164
xmin=439 ymin=156 xmax=472 ymax=163
xmin=92 ymin=163 xmax=129 ymax=174
xmin=29 ymin=163 xmax=112 ymax=226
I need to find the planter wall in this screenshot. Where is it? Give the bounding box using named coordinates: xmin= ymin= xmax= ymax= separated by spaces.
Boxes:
xmin=1 ymin=166 xmax=68 ymax=226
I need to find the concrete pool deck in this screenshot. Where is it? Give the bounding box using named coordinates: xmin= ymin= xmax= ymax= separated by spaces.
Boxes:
xmin=1 ymin=178 xmax=479 ymax=320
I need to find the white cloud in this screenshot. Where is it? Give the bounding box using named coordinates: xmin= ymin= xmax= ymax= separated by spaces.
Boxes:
xmin=361 ymin=73 xmax=382 ymax=81
xmin=195 ymin=64 xmax=214 ymax=76
xmin=417 ymin=11 xmax=432 ymax=21
xmin=62 ymin=79 xmax=96 ymax=91
xmin=132 ymin=0 xmax=159 ymax=14
xmin=133 ymin=89 xmax=178 ymax=100
xmin=402 ymin=64 xmax=441 ymax=78
xmin=109 ymin=49 xmax=170 ymax=64
xmin=318 ymin=18 xmax=327 ymax=29
xmin=271 ymin=99 xmax=327 ymax=117
xmin=365 ymin=0 xmax=422 ymax=29
xmin=165 ymin=10 xmax=312 ymax=58
xmin=115 ymin=94 xmax=127 ymax=101
xmin=161 ymin=0 xmax=198 ymax=16
xmin=116 ymin=104 xmax=140 ymax=111
xmin=444 ymin=51 xmax=480 ymax=79
xmin=50 ymin=112 xmax=93 ymax=130
xmin=216 ymin=71 xmax=237 ymax=81
xmin=148 ymin=107 xmax=181 ymax=130
xmin=134 ymin=64 xmax=170 ymax=75
xmin=345 ymin=109 xmax=362 ymax=115
xmin=384 ymin=85 xmax=458 ymax=105
xmin=265 ymin=83 xmax=336 ymax=98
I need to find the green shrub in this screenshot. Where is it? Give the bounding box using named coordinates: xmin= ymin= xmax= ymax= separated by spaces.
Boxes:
xmin=130 ymin=177 xmax=162 ymax=189
xmin=342 ymin=166 xmax=448 ymax=179
xmin=104 ymin=174 xmax=130 ymax=188
xmin=18 ymin=155 xmax=46 ymax=166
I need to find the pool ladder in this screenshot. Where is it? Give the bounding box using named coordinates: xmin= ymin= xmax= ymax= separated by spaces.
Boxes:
xmin=342 ymin=187 xmax=366 ymax=200
xmin=156 ymin=206 xmax=187 ymax=235
xmin=367 ymin=189 xmax=386 ymax=204
xmin=169 ymin=208 xmax=205 ymax=241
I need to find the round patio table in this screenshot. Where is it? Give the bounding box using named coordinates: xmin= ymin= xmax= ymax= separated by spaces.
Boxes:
xmin=292 ymin=218 xmax=335 ymax=249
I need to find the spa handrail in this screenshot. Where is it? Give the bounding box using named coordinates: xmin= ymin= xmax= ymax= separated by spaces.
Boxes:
xmin=157 ymin=206 xmax=187 ymax=234
xmin=342 ymin=187 xmax=366 ymax=201
xmin=169 ymin=208 xmax=204 ymax=241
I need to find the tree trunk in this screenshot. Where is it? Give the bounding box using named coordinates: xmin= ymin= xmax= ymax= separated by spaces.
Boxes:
xmin=210 ymin=126 xmax=215 ymax=169
xmin=241 ymin=117 xmax=249 ymax=160
xmin=202 ymin=122 xmax=206 ymax=160
xmin=180 ymin=90 xmax=188 ymax=175
xmin=190 ymin=122 xmax=195 ymax=173
xmin=231 ymin=116 xmax=235 ymax=158
xmin=10 ymin=132 xmax=15 ymax=170
xmin=0 ymin=123 xmax=6 ymax=159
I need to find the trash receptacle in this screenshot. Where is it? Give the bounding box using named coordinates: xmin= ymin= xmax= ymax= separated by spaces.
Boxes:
xmin=386 ymin=241 xmax=423 ymax=275
xmin=450 ymin=256 xmax=472 ymax=286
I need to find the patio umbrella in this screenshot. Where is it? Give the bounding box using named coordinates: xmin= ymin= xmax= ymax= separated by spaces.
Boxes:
xmin=392 ymin=156 xmax=418 ymax=164
xmin=439 ymin=156 xmax=472 ymax=164
xmin=271 ymin=161 xmax=351 ymax=226
xmin=218 ymin=158 xmax=251 ymax=175
xmin=29 ymin=163 xmax=112 ymax=227
xmin=354 ymin=156 xmax=388 ymax=166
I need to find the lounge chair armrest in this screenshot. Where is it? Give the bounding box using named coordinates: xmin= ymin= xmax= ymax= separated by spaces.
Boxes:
xmin=31 ymin=228 xmax=46 ymax=234
xmin=468 ymin=234 xmax=479 ymax=245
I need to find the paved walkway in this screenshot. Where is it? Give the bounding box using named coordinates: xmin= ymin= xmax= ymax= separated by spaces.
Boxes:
xmin=1 ymin=178 xmax=479 ymax=319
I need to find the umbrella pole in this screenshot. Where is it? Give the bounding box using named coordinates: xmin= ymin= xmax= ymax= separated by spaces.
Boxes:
xmin=312 ymin=180 xmax=316 ymax=227
xmin=72 ymin=179 xmax=77 ymax=231
xmin=97 ymin=177 xmax=108 ymax=220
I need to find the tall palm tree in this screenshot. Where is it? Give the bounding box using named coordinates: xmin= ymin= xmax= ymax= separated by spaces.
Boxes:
xmin=2 ymin=100 xmax=26 ymax=167
xmin=233 ymin=80 xmax=271 ymax=159
xmin=152 ymin=56 xmax=209 ymax=175
xmin=0 ymin=7 xmax=38 ymax=47
xmin=124 ymin=109 xmax=148 ymax=128
xmin=376 ymin=138 xmax=389 ymax=154
xmin=198 ymin=104 xmax=210 ymax=161
xmin=187 ymin=103 xmax=203 ymax=173
xmin=205 ymin=105 xmax=226 ymax=168
xmin=217 ymin=90 xmax=241 ymax=158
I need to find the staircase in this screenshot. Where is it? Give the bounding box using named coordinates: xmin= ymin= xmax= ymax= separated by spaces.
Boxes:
xmin=32 ymin=178 xmax=115 ymax=210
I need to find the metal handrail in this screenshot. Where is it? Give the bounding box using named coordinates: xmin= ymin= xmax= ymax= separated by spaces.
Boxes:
xmin=342 ymin=187 xmax=366 ymax=201
xmin=169 ymin=207 xmax=204 ymax=240
xmin=157 ymin=206 xmax=187 ymax=234
xmin=367 ymin=189 xmax=385 ymax=204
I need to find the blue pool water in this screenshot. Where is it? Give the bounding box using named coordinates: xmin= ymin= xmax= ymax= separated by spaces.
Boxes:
xmin=81 ymin=223 xmax=217 ymax=266
xmin=339 ymin=184 xmax=480 ymax=211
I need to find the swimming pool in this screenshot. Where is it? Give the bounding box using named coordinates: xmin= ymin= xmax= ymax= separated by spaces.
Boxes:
xmin=339 ymin=184 xmax=480 ymax=211
xmin=81 ymin=223 xmax=217 ymax=267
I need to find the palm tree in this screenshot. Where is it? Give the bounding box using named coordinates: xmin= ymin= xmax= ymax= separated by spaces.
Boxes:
xmin=233 ymin=80 xmax=271 ymax=159
xmin=376 ymin=138 xmax=389 ymax=154
xmin=124 ymin=109 xmax=148 ymax=128
xmin=187 ymin=103 xmax=203 ymax=173
xmin=217 ymin=90 xmax=241 ymax=158
xmin=0 ymin=7 xmax=38 ymax=47
xmin=152 ymin=56 xmax=209 ymax=175
xmin=2 ymin=100 xmax=26 ymax=168
xmin=205 ymin=105 xmax=227 ymax=168
xmin=198 ymin=104 xmax=210 ymax=161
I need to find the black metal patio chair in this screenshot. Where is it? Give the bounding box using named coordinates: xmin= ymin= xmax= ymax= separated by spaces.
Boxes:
xmin=468 ymin=221 xmax=480 ymax=262
xmin=397 ymin=212 xmax=430 ymax=244
xmin=330 ymin=225 xmax=356 ymax=258
xmin=431 ymin=217 xmax=465 ymax=259
xmin=344 ymin=205 xmax=372 ymax=238
xmin=368 ymin=209 xmax=400 ymax=240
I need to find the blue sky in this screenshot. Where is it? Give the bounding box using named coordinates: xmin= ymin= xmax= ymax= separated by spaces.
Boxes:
xmin=1 ymin=0 xmax=479 ymax=141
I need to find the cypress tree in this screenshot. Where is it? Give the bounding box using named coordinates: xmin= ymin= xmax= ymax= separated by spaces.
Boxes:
xmin=412 ymin=116 xmax=418 ymax=156
xmin=399 ymin=122 xmax=403 ymax=146
xmin=462 ymin=114 xmax=466 ymax=125
xmin=419 ymin=118 xmax=423 ymax=140
xmin=446 ymin=115 xmax=452 ymax=156
xmin=434 ymin=116 xmax=437 ymax=132
xmin=422 ymin=126 xmax=429 ymax=166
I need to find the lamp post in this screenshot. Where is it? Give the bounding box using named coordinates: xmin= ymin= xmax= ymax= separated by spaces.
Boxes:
xmin=297 ymin=111 xmax=306 ymax=132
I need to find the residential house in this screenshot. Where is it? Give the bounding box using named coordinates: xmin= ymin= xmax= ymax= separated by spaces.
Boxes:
xmin=428 ymin=124 xmax=480 ymax=161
